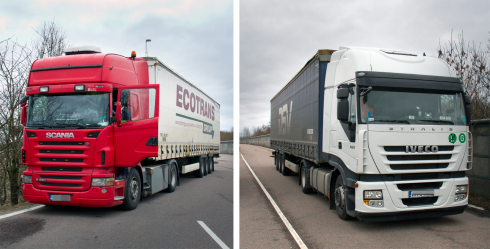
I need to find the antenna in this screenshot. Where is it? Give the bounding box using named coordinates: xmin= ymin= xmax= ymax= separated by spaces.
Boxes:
xmin=110 ymin=40 xmax=129 ymax=70
xmin=146 ymin=39 xmax=151 ymax=57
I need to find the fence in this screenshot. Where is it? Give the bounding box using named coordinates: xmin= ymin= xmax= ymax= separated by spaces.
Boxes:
xmin=469 ymin=119 xmax=490 ymax=199
xmin=240 ymin=135 xmax=270 ymax=148
xmin=220 ymin=140 xmax=233 ymax=154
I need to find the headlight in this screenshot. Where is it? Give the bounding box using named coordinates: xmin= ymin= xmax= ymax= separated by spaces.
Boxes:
xmin=364 ymin=190 xmax=383 ymax=199
xmin=455 ymin=185 xmax=468 ymax=194
xmin=91 ymin=177 xmax=114 ymax=186
xmin=22 ymin=175 xmax=32 ymax=184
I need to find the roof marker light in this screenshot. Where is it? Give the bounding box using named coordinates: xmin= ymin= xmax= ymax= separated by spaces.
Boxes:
xmin=75 ymin=85 xmax=85 ymax=91
xmin=40 ymin=87 xmax=49 ymax=93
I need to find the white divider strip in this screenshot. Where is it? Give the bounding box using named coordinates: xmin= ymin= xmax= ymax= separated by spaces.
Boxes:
xmin=240 ymin=153 xmax=308 ymax=249
xmin=197 ymin=220 xmax=230 ymax=249
xmin=0 ymin=205 xmax=44 ymax=220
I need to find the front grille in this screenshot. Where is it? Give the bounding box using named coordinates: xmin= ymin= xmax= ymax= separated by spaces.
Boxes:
xmin=400 ymin=173 xmax=439 ymax=180
xmin=40 ymin=175 xmax=82 ymax=180
xmin=397 ymin=182 xmax=443 ymax=191
xmin=390 ymin=163 xmax=449 ymax=170
xmin=41 ymin=167 xmax=83 ymax=172
xmin=39 ymin=150 xmax=84 ymax=154
xmin=40 ymin=158 xmax=83 ymax=163
xmin=39 ymin=141 xmax=85 ymax=146
xmin=41 ymin=182 xmax=81 ymax=187
xmin=402 ymin=197 xmax=439 ymax=206
xmin=384 ymin=146 xmax=454 ymax=152
xmin=387 ymin=154 xmax=452 ymax=161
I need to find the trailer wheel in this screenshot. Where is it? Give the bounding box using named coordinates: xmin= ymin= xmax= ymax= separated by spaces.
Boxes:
xmin=334 ymin=174 xmax=354 ymax=220
xmin=282 ymin=154 xmax=291 ymax=176
xmin=119 ymin=168 xmax=141 ymax=210
xmin=301 ymin=166 xmax=313 ymax=194
xmin=166 ymin=162 xmax=177 ymax=192
xmin=203 ymin=157 xmax=208 ymax=176
xmin=211 ymin=156 xmax=215 ymax=172
xmin=207 ymin=156 xmax=212 ymax=174
xmin=275 ymin=151 xmax=279 ymax=171
xmin=278 ymin=153 xmax=283 ymax=173
xmin=193 ymin=156 xmax=205 ymax=178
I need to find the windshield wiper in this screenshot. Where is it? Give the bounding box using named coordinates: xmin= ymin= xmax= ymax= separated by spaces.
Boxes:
xmin=373 ymin=119 xmax=410 ymax=124
xmin=61 ymin=124 xmax=88 ymax=129
xmin=419 ymin=120 xmax=454 ymax=125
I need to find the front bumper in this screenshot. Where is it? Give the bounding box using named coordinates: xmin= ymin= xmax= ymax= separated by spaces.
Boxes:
xmin=356 ymin=205 xmax=467 ymax=222
xmin=22 ymin=181 xmax=125 ymax=208
xmin=354 ymin=177 xmax=468 ymax=221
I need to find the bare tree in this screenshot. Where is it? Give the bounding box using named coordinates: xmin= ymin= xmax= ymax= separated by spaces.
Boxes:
xmin=32 ymin=20 xmax=69 ymax=60
xmin=438 ymin=30 xmax=490 ymax=120
xmin=0 ymin=39 xmax=32 ymax=205
xmin=0 ymin=21 xmax=69 ymax=206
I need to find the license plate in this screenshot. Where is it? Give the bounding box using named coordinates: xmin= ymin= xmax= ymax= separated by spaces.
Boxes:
xmin=50 ymin=195 xmax=71 ymax=202
xmin=409 ymin=190 xmax=434 ymax=198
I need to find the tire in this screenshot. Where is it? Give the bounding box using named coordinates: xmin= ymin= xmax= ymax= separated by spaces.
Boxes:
xmin=203 ymin=157 xmax=208 ymax=176
xmin=275 ymin=151 xmax=279 ymax=171
xmin=193 ymin=157 xmax=205 ymax=178
xmin=282 ymin=154 xmax=291 ymax=176
xmin=165 ymin=163 xmax=177 ymax=192
xmin=278 ymin=153 xmax=283 ymax=173
xmin=207 ymin=156 xmax=212 ymax=174
xmin=301 ymin=166 xmax=313 ymax=194
xmin=211 ymin=157 xmax=215 ymax=172
xmin=119 ymin=168 xmax=141 ymax=210
xmin=334 ymin=174 xmax=354 ymax=220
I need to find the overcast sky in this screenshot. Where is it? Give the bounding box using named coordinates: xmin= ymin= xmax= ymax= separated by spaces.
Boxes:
xmin=240 ymin=0 xmax=490 ymax=133
xmin=0 ymin=0 xmax=233 ymax=130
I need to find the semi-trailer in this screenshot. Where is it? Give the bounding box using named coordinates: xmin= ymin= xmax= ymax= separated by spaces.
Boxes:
xmin=21 ymin=46 xmax=220 ymax=210
xmin=271 ymin=47 xmax=471 ymax=221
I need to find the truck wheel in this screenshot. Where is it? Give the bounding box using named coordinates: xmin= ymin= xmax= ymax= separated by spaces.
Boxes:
xmin=282 ymin=155 xmax=291 ymax=176
xmin=276 ymin=151 xmax=279 ymax=171
xmin=278 ymin=153 xmax=283 ymax=173
xmin=203 ymin=157 xmax=208 ymax=176
xmin=166 ymin=163 xmax=177 ymax=192
xmin=207 ymin=156 xmax=212 ymax=174
xmin=119 ymin=168 xmax=141 ymax=210
xmin=194 ymin=157 xmax=205 ymax=178
xmin=301 ymin=166 xmax=313 ymax=194
xmin=211 ymin=157 xmax=215 ymax=172
xmin=334 ymin=174 xmax=353 ymax=220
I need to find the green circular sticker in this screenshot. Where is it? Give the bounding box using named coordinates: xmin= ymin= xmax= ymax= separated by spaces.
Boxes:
xmin=448 ymin=133 xmax=457 ymax=144
xmin=459 ymin=133 xmax=466 ymax=143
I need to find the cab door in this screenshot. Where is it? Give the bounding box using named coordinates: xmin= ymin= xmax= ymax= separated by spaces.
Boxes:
xmin=114 ymin=85 xmax=159 ymax=167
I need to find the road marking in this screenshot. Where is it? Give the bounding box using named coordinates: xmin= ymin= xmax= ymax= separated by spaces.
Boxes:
xmin=197 ymin=220 xmax=230 ymax=249
xmin=468 ymin=204 xmax=485 ymax=211
xmin=0 ymin=205 xmax=44 ymax=220
xmin=240 ymin=153 xmax=308 ymax=249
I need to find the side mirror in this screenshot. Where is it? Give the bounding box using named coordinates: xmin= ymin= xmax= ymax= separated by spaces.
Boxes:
xmin=21 ymin=106 xmax=27 ymax=126
xmin=337 ymin=99 xmax=349 ymax=122
xmin=463 ymin=93 xmax=471 ymax=124
xmin=337 ymin=88 xmax=349 ymax=99
xmin=116 ymin=102 xmax=122 ymax=126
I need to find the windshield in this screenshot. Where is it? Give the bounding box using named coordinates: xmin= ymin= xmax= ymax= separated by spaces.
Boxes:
xmin=359 ymin=87 xmax=466 ymax=125
xmin=27 ymin=93 xmax=110 ymax=128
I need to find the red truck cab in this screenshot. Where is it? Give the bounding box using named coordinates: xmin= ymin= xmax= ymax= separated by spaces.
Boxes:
xmin=21 ymin=47 xmax=159 ymax=209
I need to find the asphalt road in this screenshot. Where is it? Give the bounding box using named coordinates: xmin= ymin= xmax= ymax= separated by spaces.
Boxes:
xmin=240 ymin=144 xmax=490 ymax=249
xmin=0 ymin=154 xmax=233 ymax=249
